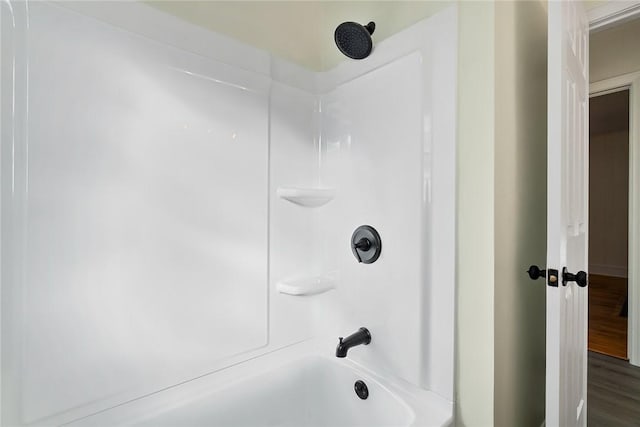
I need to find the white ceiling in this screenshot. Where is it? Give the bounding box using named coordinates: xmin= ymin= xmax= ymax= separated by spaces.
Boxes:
xmin=145 ymin=1 xmax=451 ymax=71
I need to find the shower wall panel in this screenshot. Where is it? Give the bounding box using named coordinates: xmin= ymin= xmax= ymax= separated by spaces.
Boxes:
xmin=319 ymin=52 xmax=425 ymax=386
xmin=2 ymin=2 xmax=273 ymax=424
xmin=268 ymin=82 xmax=323 ymax=347
xmin=316 ymin=8 xmax=457 ymax=400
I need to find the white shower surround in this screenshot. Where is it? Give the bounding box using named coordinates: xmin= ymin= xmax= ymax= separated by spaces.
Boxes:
xmin=0 ymin=1 xmax=456 ymax=426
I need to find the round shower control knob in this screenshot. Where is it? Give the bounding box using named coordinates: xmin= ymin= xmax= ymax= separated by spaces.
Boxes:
xmin=351 ymin=225 xmax=381 ymax=264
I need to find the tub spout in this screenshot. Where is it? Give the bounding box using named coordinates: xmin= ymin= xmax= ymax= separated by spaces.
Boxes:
xmin=335 ymin=327 xmax=371 ymax=358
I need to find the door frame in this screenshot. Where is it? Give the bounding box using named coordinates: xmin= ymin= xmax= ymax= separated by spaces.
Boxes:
xmin=590 ymin=71 xmax=640 ymax=366
xmin=588 ymin=1 xmax=640 ymax=32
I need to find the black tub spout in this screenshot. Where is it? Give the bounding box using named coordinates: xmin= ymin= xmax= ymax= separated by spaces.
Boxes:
xmin=336 ymin=327 xmax=371 ymax=358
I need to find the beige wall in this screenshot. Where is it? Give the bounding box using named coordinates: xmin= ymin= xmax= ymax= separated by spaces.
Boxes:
xmin=146 ymin=1 xmax=451 ymax=71
xmin=591 ymin=16 xmax=640 ymax=82
xmin=455 ymin=2 xmax=495 ymax=425
xmin=589 ymin=129 xmax=629 ymax=276
xmin=493 ymin=1 xmax=547 ymax=426
xmin=584 ymin=0 xmax=610 ymax=11
xmin=147 ymin=1 xmax=323 ymax=69
xmin=457 ymin=2 xmax=548 ymax=425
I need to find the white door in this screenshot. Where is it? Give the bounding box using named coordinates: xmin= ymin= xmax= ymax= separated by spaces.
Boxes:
xmin=546 ymin=1 xmax=589 ymax=426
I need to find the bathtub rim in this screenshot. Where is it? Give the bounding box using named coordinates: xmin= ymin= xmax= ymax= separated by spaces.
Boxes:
xmin=66 ymin=339 xmax=453 ymax=427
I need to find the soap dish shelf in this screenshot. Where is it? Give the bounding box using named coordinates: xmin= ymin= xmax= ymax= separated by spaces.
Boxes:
xmin=277 ymin=276 xmax=336 ymax=296
xmin=277 ymin=187 xmax=335 ymax=207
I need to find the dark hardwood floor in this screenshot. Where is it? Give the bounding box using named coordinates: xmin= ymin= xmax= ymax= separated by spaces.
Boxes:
xmin=588 ymin=351 xmax=640 ymax=426
xmin=588 ymin=274 xmax=627 ymax=359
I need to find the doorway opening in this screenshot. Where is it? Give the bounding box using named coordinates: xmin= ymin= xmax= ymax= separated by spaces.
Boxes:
xmin=588 ymin=89 xmax=629 ymax=361
xmin=587 ymin=15 xmax=640 ymax=418
xmin=587 ymin=84 xmax=640 ymax=426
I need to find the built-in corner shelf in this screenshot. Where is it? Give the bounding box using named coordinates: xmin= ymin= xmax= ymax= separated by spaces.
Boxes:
xmin=277 ymin=187 xmax=335 ymax=208
xmin=276 ymin=276 xmax=336 ymax=296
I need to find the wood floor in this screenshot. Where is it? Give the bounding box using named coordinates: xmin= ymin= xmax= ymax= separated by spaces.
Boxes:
xmin=588 ymin=351 xmax=640 ymax=426
xmin=587 ymin=276 xmax=638 ymax=426
xmin=588 ymin=274 xmax=627 ymax=359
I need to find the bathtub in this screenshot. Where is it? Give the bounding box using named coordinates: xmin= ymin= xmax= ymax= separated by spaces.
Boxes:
xmin=71 ymin=342 xmax=453 ymax=427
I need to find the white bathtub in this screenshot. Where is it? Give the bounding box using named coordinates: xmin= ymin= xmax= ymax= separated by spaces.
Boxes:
xmin=71 ymin=342 xmax=453 ymax=427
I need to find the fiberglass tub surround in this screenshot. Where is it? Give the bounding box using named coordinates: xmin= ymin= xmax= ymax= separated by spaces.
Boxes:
xmin=0 ymin=2 xmax=456 ymax=426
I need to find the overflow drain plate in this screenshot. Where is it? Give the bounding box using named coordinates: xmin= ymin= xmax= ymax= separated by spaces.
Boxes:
xmin=354 ymin=380 xmax=369 ymax=400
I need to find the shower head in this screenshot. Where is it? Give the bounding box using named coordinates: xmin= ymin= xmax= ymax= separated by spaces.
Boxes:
xmin=334 ymin=21 xmax=375 ymax=60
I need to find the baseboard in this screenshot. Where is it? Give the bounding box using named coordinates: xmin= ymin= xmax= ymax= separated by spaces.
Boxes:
xmin=589 ymin=263 xmax=628 ymax=278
